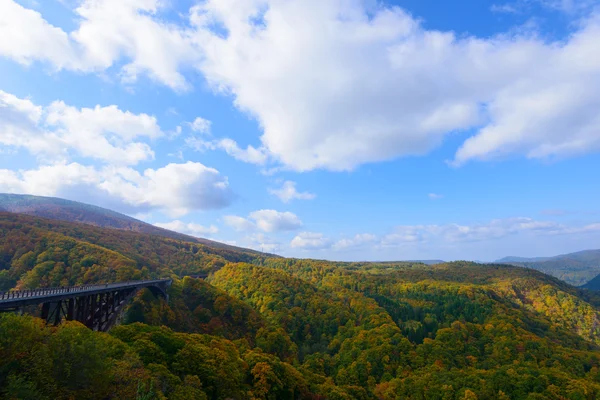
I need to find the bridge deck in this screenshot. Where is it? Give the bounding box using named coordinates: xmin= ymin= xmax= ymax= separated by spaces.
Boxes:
xmin=0 ymin=279 xmax=172 ymax=309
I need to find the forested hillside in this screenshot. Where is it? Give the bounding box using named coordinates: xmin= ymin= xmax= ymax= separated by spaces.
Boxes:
xmin=496 ymin=250 xmax=600 ymax=286
xmin=0 ymin=193 xmax=266 ymax=255
xmin=2 ymin=212 xmax=600 ymax=399
xmin=0 ymin=212 xmax=263 ymax=291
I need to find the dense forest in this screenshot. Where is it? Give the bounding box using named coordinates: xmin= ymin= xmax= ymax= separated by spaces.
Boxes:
xmin=2 ymin=212 xmax=600 ymax=399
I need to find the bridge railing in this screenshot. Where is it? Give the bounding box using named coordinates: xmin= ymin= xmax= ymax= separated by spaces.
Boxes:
xmin=0 ymin=279 xmax=170 ymax=301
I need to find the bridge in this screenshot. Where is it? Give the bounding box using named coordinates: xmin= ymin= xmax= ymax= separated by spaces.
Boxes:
xmin=0 ymin=279 xmax=172 ymax=332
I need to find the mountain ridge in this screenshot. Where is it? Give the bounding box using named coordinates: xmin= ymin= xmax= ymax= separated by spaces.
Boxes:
xmin=0 ymin=193 xmax=272 ymax=256
xmin=494 ymin=249 xmax=600 ymax=286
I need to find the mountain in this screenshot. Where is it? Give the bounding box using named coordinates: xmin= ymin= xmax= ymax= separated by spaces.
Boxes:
xmin=3 ymin=211 xmax=600 ymax=398
xmin=0 ymin=193 xmax=267 ymax=255
xmin=496 ymin=249 xmax=600 ymax=265
xmin=0 ymin=212 xmax=266 ymax=290
xmin=582 ymin=273 xmax=600 ymax=290
xmin=495 ymin=249 xmax=600 ymax=286
xmin=495 ymin=255 xmax=552 ymax=263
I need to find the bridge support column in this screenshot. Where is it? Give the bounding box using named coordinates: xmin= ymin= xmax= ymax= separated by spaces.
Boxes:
xmin=89 ymin=295 xmax=97 ymax=329
xmin=67 ymin=298 xmax=74 ymax=320
xmin=53 ymin=300 xmax=63 ymax=326
xmin=41 ymin=302 xmax=50 ymax=321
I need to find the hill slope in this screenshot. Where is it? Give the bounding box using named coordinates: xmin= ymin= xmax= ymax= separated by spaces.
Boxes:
xmin=582 ymin=272 xmax=600 ymax=290
xmin=0 ymin=193 xmax=267 ymax=255
xmin=0 ymin=212 xmax=266 ymax=290
xmin=496 ymin=255 xmax=552 ymax=263
xmin=495 ymin=249 xmax=600 ymax=286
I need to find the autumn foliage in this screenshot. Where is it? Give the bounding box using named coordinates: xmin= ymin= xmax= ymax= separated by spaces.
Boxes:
xmin=2 ymin=212 xmax=600 ymax=399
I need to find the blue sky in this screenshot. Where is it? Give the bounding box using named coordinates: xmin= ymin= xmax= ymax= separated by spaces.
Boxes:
xmin=1 ymin=0 xmax=600 ymax=261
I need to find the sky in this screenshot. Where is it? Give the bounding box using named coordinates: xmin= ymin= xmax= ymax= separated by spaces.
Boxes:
xmin=1 ymin=0 xmax=600 ymax=262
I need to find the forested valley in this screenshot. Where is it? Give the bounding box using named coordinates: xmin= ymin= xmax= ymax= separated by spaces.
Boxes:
xmin=2 ymin=212 xmax=600 ymax=399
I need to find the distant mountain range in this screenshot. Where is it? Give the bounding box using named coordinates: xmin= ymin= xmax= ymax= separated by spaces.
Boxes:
xmin=0 ymin=193 xmax=268 ymax=256
xmin=494 ymin=250 xmax=600 ymax=287
xmin=495 ymin=255 xmax=553 ymax=263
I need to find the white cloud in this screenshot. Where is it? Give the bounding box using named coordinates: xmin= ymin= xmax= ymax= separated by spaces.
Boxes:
xmin=380 ymin=217 xmax=600 ymax=246
xmin=4 ymin=1 xmax=600 ymax=169
xmin=291 ymin=232 xmax=332 ymax=250
xmin=0 ymin=161 xmax=233 ymax=217
xmin=223 ymin=215 xmax=256 ymax=232
xmin=191 ymin=0 xmax=600 ymax=171
xmin=189 ymin=117 xmax=212 ymax=134
xmin=269 ymin=181 xmax=316 ymax=203
xmin=245 ymin=233 xmax=280 ymax=253
xmin=333 ymin=233 xmax=377 ymax=250
xmin=217 ymin=138 xmax=269 ymax=165
xmin=223 ymin=209 xmax=303 ymax=232
xmin=0 ymin=90 xmax=163 ymax=165
xmin=0 ymin=163 xmax=100 ymax=196
xmin=0 ymin=0 xmax=197 ymax=90
xmin=0 ymin=0 xmax=78 ymax=68
xmin=154 ymin=220 xmax=219 ymax=237
xmin=100 ymin=162 xmax=234 ymax=217
xmin=46 ymin=101 xmax=162 ymax=165
xmin=380 ymin=226 xmax=426 ymax=246
xmin=0 ymin=90 xmax=60 ymax=156
xmin=187 ymin=136 xmax=269 ymax=165
xmin=453 ymin=19 xmax=600 ymax=165
xmin=249 ymin=209 xmax=303 ymax=232
xmin=73 ymin=0 xmax=198 ymax=90
xmin=428 ymin=193 xmax=444 ymax=200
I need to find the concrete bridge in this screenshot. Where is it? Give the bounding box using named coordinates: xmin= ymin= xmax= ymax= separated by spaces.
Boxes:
xmin=0 ymin=279 xmax=172 ymax=332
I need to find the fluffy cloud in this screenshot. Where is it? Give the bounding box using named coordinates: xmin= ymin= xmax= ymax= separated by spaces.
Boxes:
xmin=249 ymin=210 xmax=303 ymax=232
xmin=0 ymin=163 xmax=99 ymax=196
xmin=291 ymin=232 xmax=332 ymax=250
xmin=0 ymin=1 xmax=78 ymax=68
xmin=0 ymin=161 xmax=233 ymax=216
xmin=269 ymin=181 xmax=316 ymax=203
xmin=100 ymin=162 xmax=234 ymax=217
xmin=74 ymin=0 xmax=198 ymax=90
xmin=154 ymin=220 xmax=219 ymax=237
xmin=224 ymin=209 xmax=302 ymax=232
xmin=223 ymin=215 xmax=256 ymax=232
xmin=46 ymin=101 xmax=162 ymax=165
xmin=189 ymin=117 xmax=212 ymax=134
xmin=0 ymin=90 xmax=163 ymax=165
xmin=0 ymin=90 xmax=60 ymax=156
xmin=428 ymin=193 xmax=444 ymax=200
xmin=453 ymin=20 xmax=600 ymax=165
xmin=4 ymin=0 xmax=600 ymax=169
xmin=192 ymin=0 xmax=600 ymax=170
xmin=333 ymin=233 xmax=377 ymax=250
xmin=0 ymin=0 xmax=196 ymax=89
